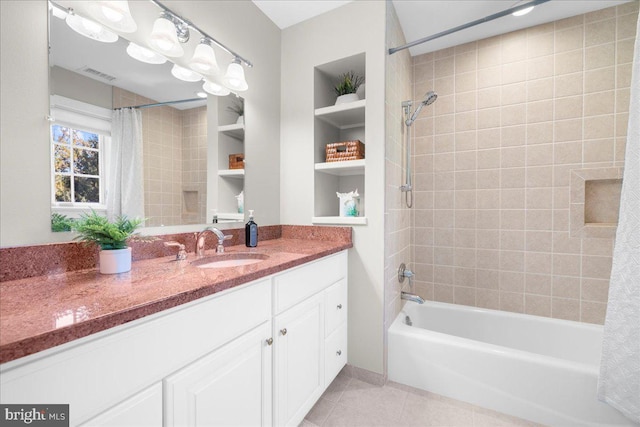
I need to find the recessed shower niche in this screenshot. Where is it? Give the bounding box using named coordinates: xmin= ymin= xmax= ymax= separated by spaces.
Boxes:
xmin=570 ymin=167 xmax=623 ymax=238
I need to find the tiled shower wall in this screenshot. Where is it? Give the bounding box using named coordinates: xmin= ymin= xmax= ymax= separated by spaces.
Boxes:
xmin=410 ymin=3 xmax=638 ymax=324
xmin=181 ymin=106 xmax=208 ymax=225
xmin=113 ymin=89 xmax=207 ymax=226
xmin=384 ymin=0 xmax=413 ymax=371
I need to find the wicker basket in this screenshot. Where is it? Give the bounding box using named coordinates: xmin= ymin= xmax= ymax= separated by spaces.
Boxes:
xmin=325 ymin=140 xmax=365 ymax=162
xmin=229 ymin=153 xmax=244 ymax=169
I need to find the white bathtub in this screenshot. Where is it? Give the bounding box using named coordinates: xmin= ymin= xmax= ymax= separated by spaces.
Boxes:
xmin=388 ymin=301 xmax=637 ymax=427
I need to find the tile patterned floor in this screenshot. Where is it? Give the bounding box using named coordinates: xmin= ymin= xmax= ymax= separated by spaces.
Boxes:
xmin=301 ymin=370 xmax=543 ymax=427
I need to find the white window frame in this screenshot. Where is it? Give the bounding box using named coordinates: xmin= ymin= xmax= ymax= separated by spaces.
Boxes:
xmin=50 ymin=95 xmax=112 ymax=218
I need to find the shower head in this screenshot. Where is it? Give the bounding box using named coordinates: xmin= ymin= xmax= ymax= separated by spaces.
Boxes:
xmin=406 ymin=90 xmax=437 ymax=125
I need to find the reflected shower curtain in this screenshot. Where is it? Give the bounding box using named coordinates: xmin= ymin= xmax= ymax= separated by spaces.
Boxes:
xmin=597 ymin=15 xmax=640 ymax=424
xmin=106 ymin=108 xmax=144 ymax=220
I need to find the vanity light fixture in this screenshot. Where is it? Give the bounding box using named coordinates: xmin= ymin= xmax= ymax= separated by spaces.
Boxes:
xmin=190 ymin=39 xmax=219 ymax=74
xmin=49 ymin=1 xmax=68 ymax=20
xmin=203 ymin=80 xmax=230 ymax=97
xmin=223 ymin=58 xmax=248 ymax=92
xmin=126 ymin=42 xmax=167 ymax=65
xmin=149 ymin=13 xmax=187 ymax=57
xmin=171 ymin=64 xmax=203 ymax=82
xmin=85 ymin=1 xmax=137 ymax=33
xmin=65 ymin=9 xmax=118 ymax=43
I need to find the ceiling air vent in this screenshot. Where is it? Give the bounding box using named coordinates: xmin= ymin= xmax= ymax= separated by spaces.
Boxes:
xmin=79 ymin=67 xmax=117 ymax=82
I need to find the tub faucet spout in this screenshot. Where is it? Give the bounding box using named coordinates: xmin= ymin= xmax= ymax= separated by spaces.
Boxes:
xmin=401 ymin=292 xmax=425 ymax=304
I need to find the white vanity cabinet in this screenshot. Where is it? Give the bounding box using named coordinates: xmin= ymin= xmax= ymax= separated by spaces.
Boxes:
xmin=164 ymin=321 xmax=273 ymax=427
xmin=0 ymin=250 xmax=348 ymax=427
xmin=272 ymin=251 xmax=348 ymax=426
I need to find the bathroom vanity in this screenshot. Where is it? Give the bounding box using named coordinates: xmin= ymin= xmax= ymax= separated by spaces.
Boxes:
xmin=0 ymin=232 xmax=350 ymax=426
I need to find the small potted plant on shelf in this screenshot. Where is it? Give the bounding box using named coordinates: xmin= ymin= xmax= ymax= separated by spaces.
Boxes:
xmin=226 ymin=99 xmax=244 ymax=125
xmin=73 ymin=210 xmax=152 ymax=274
xmin=334 ymin=71 xmax=364 ymax=105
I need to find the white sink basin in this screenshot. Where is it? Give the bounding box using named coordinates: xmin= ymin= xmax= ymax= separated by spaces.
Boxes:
xmin=191 ymin=253 xmax=269 ymax=269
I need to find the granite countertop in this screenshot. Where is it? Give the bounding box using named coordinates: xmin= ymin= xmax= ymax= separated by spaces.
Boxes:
xmin=0 ymin=237 xmax=352 ymax=364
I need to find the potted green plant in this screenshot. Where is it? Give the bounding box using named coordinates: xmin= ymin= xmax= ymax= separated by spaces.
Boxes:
xmin=226 ymin=99 xmax=244 ymax=125
xmin=73 ymin=210 xmax=150 ymax=274
xmin=334 ymin=71 xmax=364 ymax=105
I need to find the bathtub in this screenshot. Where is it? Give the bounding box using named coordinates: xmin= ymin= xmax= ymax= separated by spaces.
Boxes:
xmin=388 ymin=301 xmax=637 ymax=427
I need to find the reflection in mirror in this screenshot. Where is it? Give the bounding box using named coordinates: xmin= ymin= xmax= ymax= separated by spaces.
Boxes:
xmin=48 ymin=2 xmax=246 ymax=231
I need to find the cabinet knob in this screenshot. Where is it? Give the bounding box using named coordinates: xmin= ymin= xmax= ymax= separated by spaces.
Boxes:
xmin=337 ymin=304 xmax=343 ymax=309
xmin=266 ymin=338 xmax=273 ymax=346
xmin=280 ymin=328 xmax=287 ymax=336
xmin=336 ymin=350 xmax=342 ymax=356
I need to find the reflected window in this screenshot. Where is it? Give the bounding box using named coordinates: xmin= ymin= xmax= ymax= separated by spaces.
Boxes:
xmin=51 ymin=124 xmax=104 ymax=205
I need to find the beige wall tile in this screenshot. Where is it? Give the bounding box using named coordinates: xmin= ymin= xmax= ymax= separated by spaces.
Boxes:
xmin=408 ymin=6 xmax=633 ymax=326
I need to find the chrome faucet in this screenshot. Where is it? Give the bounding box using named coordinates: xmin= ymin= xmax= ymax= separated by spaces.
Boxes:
xmin=195 ymin=227 xmax=232 ymax=256
xmin=401 ymin=292 xmax=425 ymax=304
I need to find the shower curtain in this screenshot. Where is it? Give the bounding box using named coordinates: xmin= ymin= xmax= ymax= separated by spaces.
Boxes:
xmin=106 ymin=108 xmax=144 ymax=221
xmin=597 ymin=15 xmax=640 ymax=424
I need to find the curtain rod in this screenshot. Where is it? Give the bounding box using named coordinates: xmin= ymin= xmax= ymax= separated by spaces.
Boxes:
xmin=113 ymin=98 xmax=205 ymax=110
xmin=389 ymin=0 xmax=551 ymax=55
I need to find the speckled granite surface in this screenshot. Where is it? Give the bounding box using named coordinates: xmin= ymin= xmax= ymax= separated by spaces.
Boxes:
xmin=0 ymin=226 xmax=352 ymax=364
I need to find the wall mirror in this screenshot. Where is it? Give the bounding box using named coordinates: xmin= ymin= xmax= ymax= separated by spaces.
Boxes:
xmin=48 ymin=1 xmax=247 ymax=232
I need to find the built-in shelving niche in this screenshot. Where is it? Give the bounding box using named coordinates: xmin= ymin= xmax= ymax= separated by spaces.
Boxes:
xmin=216 ymin=96 xmax=245 ymax=221
xmin=313 ymin=52 xmax=366 ymax=224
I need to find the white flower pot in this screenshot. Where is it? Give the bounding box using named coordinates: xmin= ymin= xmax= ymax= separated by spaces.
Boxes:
xmin=99 ymin=247 xmax=132 ymax=274
xmin=335 ymin=93 xmax=359 ymax=105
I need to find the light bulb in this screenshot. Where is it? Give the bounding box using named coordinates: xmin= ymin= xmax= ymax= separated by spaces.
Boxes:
xmin=149 ymin=17 xmax=183 ymax=57
xmin=171 ymin=64 xmax=202 ymax=82
xmin=512 ymin=5 xmax=534 ymax=16
xmin=223 ymin=60 xmax=248 ymax=91
xmin=190 ymin=42 xmax=218 ymax=74
xmin=203 ymin=80 xmax=230 ymax=96
xmin=126 ymin=42 xmax=166 ymax=65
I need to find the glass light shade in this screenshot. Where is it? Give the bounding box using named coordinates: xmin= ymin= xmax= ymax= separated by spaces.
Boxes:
xmin=149 ymin=17 xmax=184 ymax=57
xmin=126 ymin=42 xmax=166 ymax=65
xmin=171 ymin=64 xmax=202 ymax=82
xmin=512 ymin=6 xmax=534 ymax=16
xmin=203 ymin=80 xmax=230 ymax=96
xmin=50 ymin=2 xmax=68 ymax=20
xmin=190 ymin=43 xmax=219 ymax=74
xmin=223 ymin=61 xmax=248 ymax=91
xmin=66 ymin=13 xmax=118 ymax=43
xmin=86 ymin=1 xmax=137 ymax=33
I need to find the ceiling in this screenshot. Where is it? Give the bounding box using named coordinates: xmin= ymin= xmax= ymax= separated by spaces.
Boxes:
xmin=254 ymin=0 xmax=631 ymax=56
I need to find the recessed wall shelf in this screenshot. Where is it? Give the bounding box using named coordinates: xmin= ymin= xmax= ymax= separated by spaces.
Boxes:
xmin=315 ymin=100 xmax=366 ymax=129
xmin=218 ymin=123 xmax=245 ymax=140
xmin=312 ymin=216 xmax=367 ymax=225
xmin=315 ymin=159 xmax=365 ymax=176
xmin=218 ymin=169 xmax=245 ymax=178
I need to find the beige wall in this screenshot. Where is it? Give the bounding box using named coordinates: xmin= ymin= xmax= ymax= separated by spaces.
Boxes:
xmin=410 ymin=3 xmax=639 ymax=324
xmin=384 ymin=1 xmax=413 ymax=374
xmin=281 ymin=1 xmax=387 ymax=374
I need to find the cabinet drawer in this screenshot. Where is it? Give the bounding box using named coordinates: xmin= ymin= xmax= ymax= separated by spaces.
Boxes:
xmin=324 ymin=323 xmax=347 ymax=387
xmin=324 ymin=279 xmax=347 ymax=337
xmin=274 ymin=251 xmax=346 ymax=314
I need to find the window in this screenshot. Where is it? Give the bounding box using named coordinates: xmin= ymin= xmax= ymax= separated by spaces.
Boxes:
xmin=51 ymin=124 xmax=104 ymax=205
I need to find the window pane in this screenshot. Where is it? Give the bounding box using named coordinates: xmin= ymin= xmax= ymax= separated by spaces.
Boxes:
xmin=73 ymin=129 xmax=99 ymax=149
xmin=73 ymin=148 xmax=99 ymax=175
xmin=74 ymin=177 xmax=100 ymax=203
xmin=52 ymin=125 xmax=70 ymax=144
xmin=55 ymin=175 xmax=71 ymax=202
xmin=54 ymin=144 xmax=71 ymax=172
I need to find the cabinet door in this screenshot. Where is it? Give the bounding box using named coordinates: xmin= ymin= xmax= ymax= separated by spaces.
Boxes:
xmin=164 ymin=321 xmax=272 ymax=427
xmin=79 ymin=383 xmax=162 ymax=427
xmin=274 ymin=293 xmax=324 ymax=427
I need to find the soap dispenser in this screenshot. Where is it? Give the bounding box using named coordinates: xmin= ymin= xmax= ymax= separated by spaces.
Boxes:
xmin=245 ymin=210 xmax=258 ymax=247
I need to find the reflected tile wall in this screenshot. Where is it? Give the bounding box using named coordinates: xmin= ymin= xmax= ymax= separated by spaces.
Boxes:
xmin=410 ymin=3 xmax=638 ymax=324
